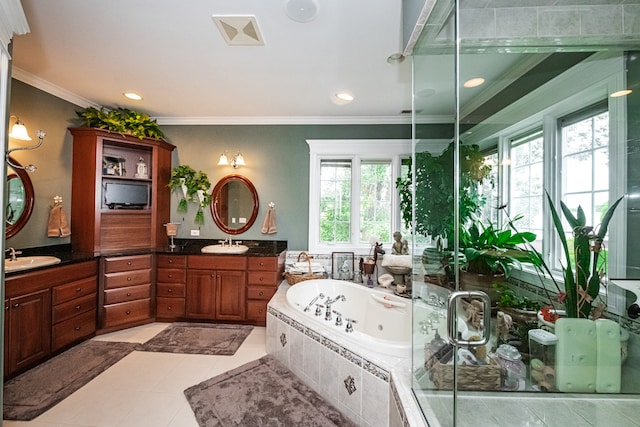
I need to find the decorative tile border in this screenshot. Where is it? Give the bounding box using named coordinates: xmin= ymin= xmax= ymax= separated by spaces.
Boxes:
xmin=267 ymin=306 xmax=390 ymax=383
xmin=390 ymin=378 xmax=411 ymax=427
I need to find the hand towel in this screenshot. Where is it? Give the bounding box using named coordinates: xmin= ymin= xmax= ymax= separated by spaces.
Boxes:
xmin=261 ymin=207 xmax=277 ymax=234
xmin=47 ymin=204 xmax=71 ymax=237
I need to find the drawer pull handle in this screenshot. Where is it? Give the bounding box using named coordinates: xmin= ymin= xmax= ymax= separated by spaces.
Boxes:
xmin=75 ymin=326 xmax=81 ymax=331
xmin=167 ymin=306 xmax=172 ymax=310
xmin=126 ymin=292 xmax=132 ymax=297
xmin=168 ymin=288 xmax=173 ymax=293
xmin=127 ymin=261 xmax=132 ymax=266
xmin=168 ymin=274 xmax=173 ymax=279
xmin=76 ymin=288 xmax=82 ymax=292
xmin=127 ymin=277 xmax=132 ymax=281
xmin=259 ymin=291 xmax=264 ymax=296
xmin=75 ymin=305 xmax=81 ymax=310
xmin=126 ymin=310 xmax=131 ymax=315
xmin=13 ymin=303 xmax=19 ymax=308
xmin=260 ymin=277 xmax=264 ymax=282
xmin=169 ymin=259 xmax=173 ymax=263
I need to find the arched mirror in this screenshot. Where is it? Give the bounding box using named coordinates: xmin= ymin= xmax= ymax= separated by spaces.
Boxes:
xmin=6 ymin=156 xmax=35 ymax=239
xmin=210 ymin=174 xmax=259 ymax=235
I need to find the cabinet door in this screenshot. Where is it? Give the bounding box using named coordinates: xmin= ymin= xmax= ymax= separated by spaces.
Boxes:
xmin=8 ymin=290 xmax=51 ymax=375
xmin=215 ymin=270 xmax=246 ymax=321
xmin=186 ymin=270 xmax=216 ymax=319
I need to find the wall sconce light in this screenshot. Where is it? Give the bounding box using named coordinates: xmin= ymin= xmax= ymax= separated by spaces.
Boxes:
xmin=6 ymin=116 xmax=45 ymax=172
xmin=218 ymin=151 xmax=245 ymax=168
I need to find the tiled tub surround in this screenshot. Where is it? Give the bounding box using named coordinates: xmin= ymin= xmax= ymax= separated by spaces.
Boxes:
xmin=267 ymin=282 xmax=428 ymax=427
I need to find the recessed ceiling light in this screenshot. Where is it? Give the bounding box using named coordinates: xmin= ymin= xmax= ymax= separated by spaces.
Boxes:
xmin=123 ymin=92 xmax=143 ymax=101
xmin=285 ymin=0 xmax=319 ymax=23
xmin=463 ymin=78 xmax=485 ymax=88
xmin=335 ymin=92 xmax=354 ymax=102
xmin=610 ymin=89 xmax=632 ymax=97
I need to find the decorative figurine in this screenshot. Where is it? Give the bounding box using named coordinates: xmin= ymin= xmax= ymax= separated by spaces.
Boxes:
xmin=135 ymin=157 xmax=148 ymax=179
xmin=392 ymin=231 xmax=409 ymax=255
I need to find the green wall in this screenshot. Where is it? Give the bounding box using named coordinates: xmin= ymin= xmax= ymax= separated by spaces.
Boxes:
xmin=8 ymin=79 xmax=421 ymax=251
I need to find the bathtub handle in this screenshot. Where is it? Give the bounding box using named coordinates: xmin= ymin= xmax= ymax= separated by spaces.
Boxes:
xmin=370 ymin=293 xmax=406 ymax=308
xmin=446 ymin=291 xmax=490 ymax=347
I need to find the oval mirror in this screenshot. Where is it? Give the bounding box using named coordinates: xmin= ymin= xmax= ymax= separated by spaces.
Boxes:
xmin=210 ymin=174 xmax=259 ymax=235
xmin=6 ymin=157 xmax=35 ymax=238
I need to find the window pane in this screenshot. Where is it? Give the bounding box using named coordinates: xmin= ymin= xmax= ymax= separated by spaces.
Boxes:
xmin=320 ymin=160 xmax=351 ymax=243
xmin=360 ymin=161 xmax=392 ymax=243
xmin=593 ymin=148 xmax=609 ymax=191
xmin=564 ymin=152 xmax=593 ymax=193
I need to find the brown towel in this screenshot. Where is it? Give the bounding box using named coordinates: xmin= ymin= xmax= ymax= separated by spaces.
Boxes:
xmin=261 ymin=207 xmax=277 ymax=234
xmin=47 ymin=204 xmax=71 ymax=237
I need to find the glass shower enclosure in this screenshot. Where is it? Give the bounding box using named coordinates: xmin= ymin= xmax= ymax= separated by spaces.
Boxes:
xmin=409 ymin=1 xmax=640 ymax=426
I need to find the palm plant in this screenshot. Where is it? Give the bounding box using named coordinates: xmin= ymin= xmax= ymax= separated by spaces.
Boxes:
xmin=546 ymin=192 xmax=623 ymax=318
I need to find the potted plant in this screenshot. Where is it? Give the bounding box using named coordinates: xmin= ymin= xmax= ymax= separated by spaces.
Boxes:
xmin=168 ymin=165 xmax=212 ymax=224
xmin=76 ymin=106 xmax=166 ymax=140
xmin=546 ymin=192 xmax=623 ymax=319
xmin=458 ymin=216 xmax=540 ymax=301
xmin=493 ymin=282 xmax=542 ymax=323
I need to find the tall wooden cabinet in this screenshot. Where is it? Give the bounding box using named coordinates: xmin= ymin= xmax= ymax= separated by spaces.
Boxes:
xmin=69 ymin=128 xmax=175 ymax=254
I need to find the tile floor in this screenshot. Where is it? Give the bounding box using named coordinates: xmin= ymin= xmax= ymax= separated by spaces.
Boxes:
xmin=3 ymin=322 xmax=267 ymax=427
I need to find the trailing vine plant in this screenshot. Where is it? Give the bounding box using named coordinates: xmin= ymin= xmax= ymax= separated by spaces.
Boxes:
xmin=76 ymin=107 xmax=165 ymax=140
xmin=168 ymin=165 xmax=212 ymax=224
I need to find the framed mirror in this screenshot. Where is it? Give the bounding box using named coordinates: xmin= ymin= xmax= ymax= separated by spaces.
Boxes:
xmin=210 ymin=174 xmax=259 ymax=235
xmin=6 ymin=156 xmax=35 ymax=239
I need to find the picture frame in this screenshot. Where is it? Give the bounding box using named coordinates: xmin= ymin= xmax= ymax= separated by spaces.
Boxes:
xmin=332 ymin=252 xmax=354 ymax=280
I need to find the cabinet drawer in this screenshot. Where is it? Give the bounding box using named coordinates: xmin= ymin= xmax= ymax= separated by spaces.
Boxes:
xmin=53 ymin=293 xmax=97 ymax=324
xmin=103 ymin=299 xmax=151 ymax=328
xmin=104 ymin=284 xmax=151 ymax=305
xmin=246 ymin=300 xmax=268 ymax=324
xmin=157 ymin=254 xmax=186 ymax=269
xmin=247 ymin=286 xmax=277 ymax=301
xmin=156 ymin=297 xmax=186 ymax=318
xmin=157 ymin=282 xmax=185 ymax=298
xmin=248 ymin=257 xmax=278 ymax=271
xmin=188 ymin=255 xmax=247 ymax=270
xmin=104 ymin=254 xmax=152 ymax=273
xmin=157 ymin=268 xmax=186 ymax=284
xmin=52 ymin=309 xmax=97 ymax=352
xmin=52 ymin=277 xmax=97 ymax=305
xmin=247 ymin=271 xmax=280 ymax=286
xmin=104 ymin=269 xmax=151 ymax=289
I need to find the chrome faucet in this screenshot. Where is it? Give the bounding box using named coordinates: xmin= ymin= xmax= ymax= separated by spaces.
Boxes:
xmin=324 ymin=295 xmax=346 ymax=321
xmin=5 ymin=248 xmax=21 ymax=261
xmin=303 ymin=292 xmax=325 ymax=312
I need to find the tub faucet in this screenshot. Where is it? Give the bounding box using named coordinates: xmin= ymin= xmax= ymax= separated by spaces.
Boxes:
xmin=345 ymin=318 xmax=357 ymax=333
xmin=324 ymin=295 xmax=346 ymax=321
xmin=303 ymin=293 xmax=325 ymax=312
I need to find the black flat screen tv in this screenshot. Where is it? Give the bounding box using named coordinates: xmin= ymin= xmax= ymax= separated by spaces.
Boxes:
xmin=102 ymin=181 xmax=150 ymax=209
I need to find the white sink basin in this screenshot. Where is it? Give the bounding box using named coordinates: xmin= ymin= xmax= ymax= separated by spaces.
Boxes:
xmin=5 ymin=256 xmax=62 ymax=273
xmin=201 ymin=244 xmax=249 ymax=254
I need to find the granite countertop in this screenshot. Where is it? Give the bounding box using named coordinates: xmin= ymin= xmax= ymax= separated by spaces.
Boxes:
xmin=4 ymin=239 xmax=288 ymax=276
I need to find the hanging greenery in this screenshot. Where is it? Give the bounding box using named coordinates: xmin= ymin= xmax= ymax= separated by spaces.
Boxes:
xmin=76 ymin=107 xmax=166 ymax=140
xmin=168 ymin=165 xmax=212 ymax=224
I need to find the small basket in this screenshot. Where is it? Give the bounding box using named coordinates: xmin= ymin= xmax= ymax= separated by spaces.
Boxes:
xmin=283 ymin=252 xmax=325 ymax=285
xmin=424 ymin=347 xmax=502 ymax=391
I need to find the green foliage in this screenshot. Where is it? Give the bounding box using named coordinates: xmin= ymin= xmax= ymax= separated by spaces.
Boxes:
xmin=461 ymin=216 xmax=540 ymax=277
xmin=396 ymin=142 xmax=491 ymax=245
xmin=76 ymin=107 xmax=165 ymax=140
xmin=546 ymin=191 xmax=623 ymax=318
xmin=168 ymin=165 xmax=212 ymax=224
xmin=493 ymin=283 xmax=542 ymax=311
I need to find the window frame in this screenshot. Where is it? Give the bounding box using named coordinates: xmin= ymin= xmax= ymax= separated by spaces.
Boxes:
xmin=307 ymin=139 xmax=411 ymax=253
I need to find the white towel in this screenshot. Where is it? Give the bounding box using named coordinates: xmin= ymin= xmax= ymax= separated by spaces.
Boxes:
xmin=381 ymin=254 xmax=412 ymax=269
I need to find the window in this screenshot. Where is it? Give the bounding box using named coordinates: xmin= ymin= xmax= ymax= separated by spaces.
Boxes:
xmin=308 ymin=140 xmax=410 ymax=253
xmin=508 ymin=129 xmax=544 ymax=251
xmin=480 ymin=152 xmax=499 ymax=226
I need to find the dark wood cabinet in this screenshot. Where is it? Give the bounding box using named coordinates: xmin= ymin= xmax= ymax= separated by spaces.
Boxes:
xmin=69 ymin=128 xmax=175 ymax=255
xmin=156 ymin=254 xmax=186 ymax=321
xmin=246 ymin=255 xmax=285 ymax=326
xmin=100 ymin=254 xmax=154 ymax=332
xmin=4 ymin=259 xmax=98 ymax=378
xmin=186 ymin=255 xmax=247 ymax=321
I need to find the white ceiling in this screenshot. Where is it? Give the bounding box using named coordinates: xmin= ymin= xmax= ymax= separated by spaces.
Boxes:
xmin=11 ymin=0 xmax=415 ymax=124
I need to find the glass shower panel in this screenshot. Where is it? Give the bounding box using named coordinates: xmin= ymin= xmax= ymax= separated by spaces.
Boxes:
xmin=411 ymin=1 xmax=640 ymax=426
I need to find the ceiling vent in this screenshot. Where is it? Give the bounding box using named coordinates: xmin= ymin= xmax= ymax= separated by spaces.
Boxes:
xmin=212 ymin=16 xmax=264 ymax=46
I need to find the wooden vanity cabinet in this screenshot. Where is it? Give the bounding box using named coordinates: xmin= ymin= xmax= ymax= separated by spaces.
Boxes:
xmin=246 ymin=255 xmax=285 ymax=326
xmin=100 ymin=254 xmax=154 ymax=332
xmin=4 ymin=259 xmax=98 ymax=378
xmin=186 ymin=255 xmax=246 ymax=322
xmin=156 ymin=254 xmax=186 ymax=321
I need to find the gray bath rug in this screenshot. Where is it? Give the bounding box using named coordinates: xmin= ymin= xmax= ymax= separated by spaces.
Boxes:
xmin=140 ymin=322 xmax=253 ymax=356
xmin=184 ymin=355 xmax=356 ymax=427
xmin=3 ymin=340 xmax=138 ymax=421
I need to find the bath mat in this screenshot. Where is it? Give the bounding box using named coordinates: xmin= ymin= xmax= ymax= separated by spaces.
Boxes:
xmin=140 ymin=322 xmax=253 ymax=355
xmin=184 ymin=355 xmax=356 ymax=427
xmin=3 ymin=340 xmax=138 ymax=421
